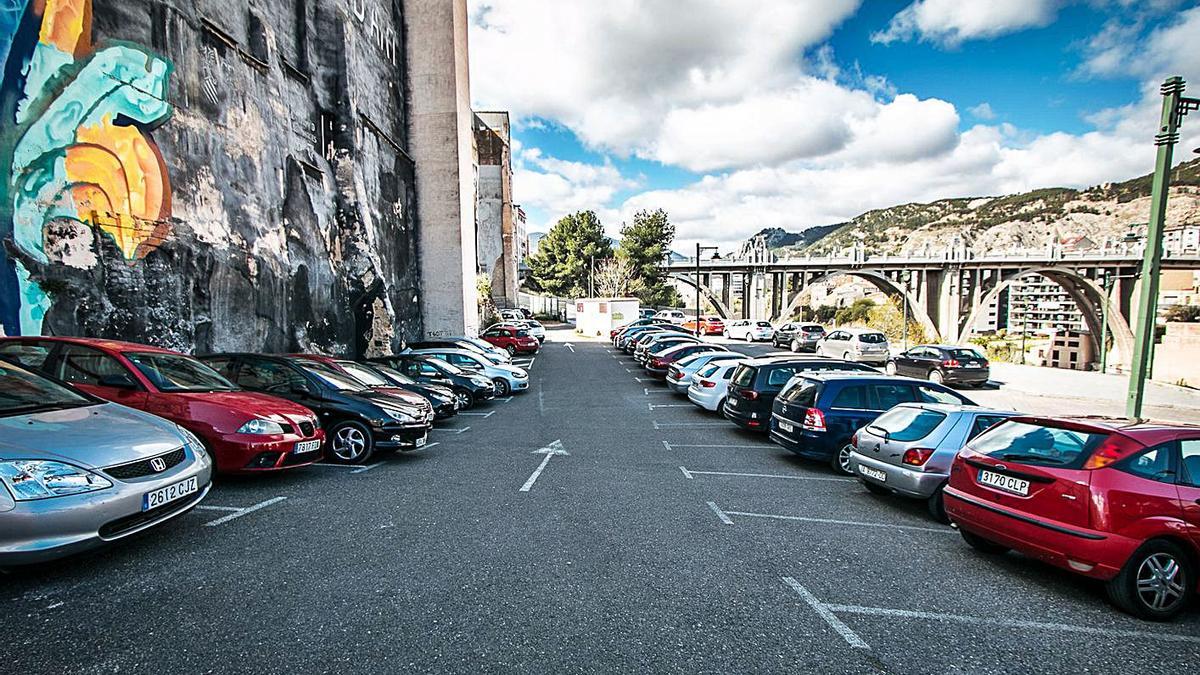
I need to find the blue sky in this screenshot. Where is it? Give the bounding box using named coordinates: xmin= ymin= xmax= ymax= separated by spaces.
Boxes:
xmin=469 ymin=1 xmax=1200 ymax=252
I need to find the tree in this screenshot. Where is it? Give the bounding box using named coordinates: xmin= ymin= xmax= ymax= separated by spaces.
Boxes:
xmin=1164 ymin=304 xmax=1200 ymax=322
xmin=526 ymin=210 xmax=613 ymax=298
xmin=617 ymin=209 xmax=677 ymax=307
xmin=594 ymin=256 xmax=644 ymax=297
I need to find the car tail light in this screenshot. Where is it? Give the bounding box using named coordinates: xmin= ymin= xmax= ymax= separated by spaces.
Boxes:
xmin=902 ymin=448 xmax=935 ymax=466
xmin=1082 ymin=437 xmax=1139 ymax=469
xmin=942 ymin=359 xmax=960 ymax=367
xmin=851 ymin=431 xmax=858 ymax=447
xmin=651 ymin=358 xmax=666 ymax=367
xmin=802 ymin=407 xmax=826 ymax=432
xmin=699 ymin=379 xmax=716 ymax=388
xmin=740 ymin=389 xmax=759 ymax=401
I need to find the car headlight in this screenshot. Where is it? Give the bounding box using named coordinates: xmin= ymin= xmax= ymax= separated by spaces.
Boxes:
xmin=0 ymin=460 xmax=113 ymax=501
xmin=471 ymin=376 xmax=492 ymax=387
xmin=237 ymin=418 xmax=286 ymax=435
xmin=384 ymin=408 xmax=416 ymax=423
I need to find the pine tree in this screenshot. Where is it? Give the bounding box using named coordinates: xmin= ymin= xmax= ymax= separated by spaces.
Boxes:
xmin=526 ymin=210 xmax=613 ymax=298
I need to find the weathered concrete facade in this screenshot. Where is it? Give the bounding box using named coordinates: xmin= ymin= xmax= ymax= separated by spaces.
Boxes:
xmin=0 ymin=0 xmax=444 ymax=355
xmin=403 ymin=0 xmax=477 ymax=337
xmin=473 ymin=110 xmax=517 ymax=307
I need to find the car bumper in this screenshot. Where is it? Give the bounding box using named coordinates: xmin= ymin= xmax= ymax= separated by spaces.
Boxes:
xmin=209 ymin=431 xmax=326 ymax=474
xmin=644 ymin=365 xmax=670 ymax=377
xmin=848 ymin=451 xmax=946 ymax=499
xmin=0 ymin=456 xmax=213 ymax=565
xmin=943 ymin=369 xmax=989 ymax=385
xmin=666 ymin=376 xmax=692 ymax=393
xmin=846 ymin=352 xmax=888 ymax=364
xmin=372 ymin=423 xmax=432 ymax=450
xmin=722 ymin=402 xmax=769 ymax=431
xmin=432 ymin=402 xmax=457 ymax=419
xmin=944 ymin=487 xmax=1131 ymax=581
xmin=768 ymin=421 xmax=841 ymax=458
xmin=511 ymin=379 xmax=530 ymax=392
xmin=687 ymin=387 xmax=723 ymax=411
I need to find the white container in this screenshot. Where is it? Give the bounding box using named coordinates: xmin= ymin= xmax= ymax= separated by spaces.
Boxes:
xmin=574 ymin=298 xmax=641 ymax=337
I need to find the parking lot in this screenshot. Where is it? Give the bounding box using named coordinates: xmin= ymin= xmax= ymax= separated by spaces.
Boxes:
xmin=2 ymin=328 xmax=1198 ymax=674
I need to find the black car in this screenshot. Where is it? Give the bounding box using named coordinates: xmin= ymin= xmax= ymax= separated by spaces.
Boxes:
xmin=768 ymin=372 xmax=974 ymax=473
xmin=722 ymin=356 xmax=877 ymax=432
xmin=407 ymin=339 xmax=506 ymax=364
xmin=369 ymin=354 xmax=496 ymax=409
xmin=200 ymin=353 xmax=433 ymax=465
xmin=353 ymin=361 xmax=460 ymax=419
xmin=885 ymin=344 xmax=990 ymax=387
xmin=772 ymin=323 xmax=826 ymax=352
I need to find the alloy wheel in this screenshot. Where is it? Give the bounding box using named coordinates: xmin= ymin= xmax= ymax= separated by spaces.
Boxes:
xmin=332 ymin=425 xmax=369 ymax=463
xmin=885 ymin=362 xmax=897 ymax=376
xmin=494 ymin=378 xmax=511 ymax=396
xmin=929 ymin=369 xmax=944 ymax=384
xmin=1135 ymin=553 xmax=1187 ymax=612
xmin=455 ymin=390 xmax=473 ymax=409
xmin=834 ymin=445 xmax=854 ymax=475
xmin=791 ymin=339 xmax=801 ymax=352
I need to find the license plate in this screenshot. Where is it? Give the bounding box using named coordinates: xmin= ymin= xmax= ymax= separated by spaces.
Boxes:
xmin=859 ymin=465 xmax=887 ymax=482
xmin=964 ymin=362 xmax=981 ymax=368
xmin=293 ymin=439 xmax=321 ymax=455
xmin=727 ymin=399 xmax=738 ymax=408
xmin=777 ymin=420 xmax=794 ymax=433
xmin=415 ymin=435 xmax=428 ymax=448
xmin=143 ymin=476 xmax=199 ymax=511
xmin=978 ymin=469 xmax=1030 ymax=496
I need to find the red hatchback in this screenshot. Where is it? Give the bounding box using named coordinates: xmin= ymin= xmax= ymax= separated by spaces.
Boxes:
xmin=682 ymin=316 xmax=724 ymax=335
xmin=480 ymin=325 xmax=539 ymax=355
xmin=945 ymin=416 xmax=1200 ymax=620
xmin=0 ymin=337 xmax=325 ymax=475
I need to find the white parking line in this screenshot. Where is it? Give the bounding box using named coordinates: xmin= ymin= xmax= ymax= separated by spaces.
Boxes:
xmin=679 ymin=466 xmax=853 ymax=483
xmin=459 ymin=410 xmax=496 ymax=417
xmin=648 ymin=403 xmax=692 ymax=409
xmin=203 ymin=497 xmax=287 ymax=527
xmin=432 ymin=426 xmax=471 ymax=434
xmin=711 ymin=504 xmax=953 ymax=534
xmin=349 ymin=461 xmax=385 ymax=474
xmin=665 ymin=442 xmax=775 ymax=449
xmin=653 ymin=421 xmax=733 ymax=429
xmin=782 ymin=578 xmax=870 ymax=650
xmin=195 ymin=505 xmax=241 ymax=512
xmin=634 ymin=377 xmax=657 ymax=382
xmin=644 ymin=388 xmax=674 ymax=395
xmin=706 ymin=501 xmax=734 ymax=525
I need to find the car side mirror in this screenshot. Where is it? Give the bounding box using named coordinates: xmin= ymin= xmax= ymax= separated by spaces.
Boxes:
xmin=291 ymin=382 xmax=313 ymax=397
xmin=100 ymin=373 xmax=138 ymax=390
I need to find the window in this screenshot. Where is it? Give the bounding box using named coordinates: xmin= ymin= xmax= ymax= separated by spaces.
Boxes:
xmin=55 ymin=345 xmax=131 ymax=387
xmin=483 ymin=330 xmax=503 ymax=338
xmin=869 ymin=407 xmax=946 ymax=442
xmin=917 ymin=385 xmax=965 ymax=405
xmin=125 ymin=352 xmax=236 ymax=392
xmin=696 ymin=363 xmax=721 ymax=378
xmin=1180 ymin=439 xmax=1200 ymax=488
xmin=857 ymin=333 xmax=887 ymax=344
xmin=338 ymin=362 xmax=390 ymax=387
xmin=0 ymin=342 xmax=52 ymax=369
xmin=203 ymin=356 xmax=237 ymax=379
xmin=949 ymin=348 xmax=984 ymax=361
xmin=872 ymin=384 xmax=917 ymax=410
xmin=236 ymin=359 xmax=304 ymax=394
xmin=765 ymin=368 xmax=798 ymax=387
xmin=731 ymin=365 xmax=756 ymax=387
xmin=969 ymin=415 xmax=1007 ymax=441
xmin=831 ymin=385 xmax=868 ymax=409
xmin=0 ymin=361 xmax=93 ymax=416
xmin=971 ymin=421 xmax=1108 ymax=469
xmin=1119 ymin=444 xmax=1176 ymax=484
xmin=779 ymin=380 xmax=818 ymax=406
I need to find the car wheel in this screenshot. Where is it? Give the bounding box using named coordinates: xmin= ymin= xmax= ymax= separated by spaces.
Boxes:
xmin=830 ymin=445 xmax=855 ymax=475
xmin=791 ymin=338 xmax=801 ymax=353
xmin=506 ymin=345 xmax=517 ymax=356
xmin=926 ymin=485 xmax=949 ymax=523
xmin=885 ymin=362 xmax=897 ymax=376
xmin=717 ymin=397 xmax=729 ymax=417
xmin=928 ymin=369 xmax=944 ymax=385
xmin=327 ymin=421 xmax=375 ymax=465
xmin=862 ymin=480 xmax=890 ymax=496
xmin=842 ymin=351 xmax=851 ymax=361
xmin=493 ymin=378 xmax=511 ymax=396
xmin=960 ymin=529 xmax=1009 ymax=555
xmin=1106 ymin=540 xmax=1193 ymax=621
xmin=453 ymin=388 xmax=474 ymax=410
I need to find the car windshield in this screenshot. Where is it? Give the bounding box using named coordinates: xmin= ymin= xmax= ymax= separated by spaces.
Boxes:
xmin=336 ymin=361 xmax=391 ymax=387
xmin=755 ymin=321 xmax=772 ymax=327
xmin=125 ymin=352 xmax=237 ymax=392
xmin=858 ymin=333 xmax=887 ymax=344
xmin=779 ymin=379 xmax=818 ymax=406
xmin=801 ymin=325 xmax=824 ymax=333
xmin=427 ymin=358 xmax=465 ymax=375
xmin=370 ymin=363 xmax=418 ymax=385
xmin=696 ymin=363 xmax=721 ymax=378
xmin=0 ymin=361 xmax=96 ymax=416
xmin=301 ymin=366 xmax=366 ymax=392
xmin=869 ymin=407 xmax=947 ymax=442
xmin=731 ymin=365 xmax=756 ymax=387
xmin=949 ymin=348 xmax=984 ymax=360
xmin=970 ymin=421 xmax=1108 ymax=468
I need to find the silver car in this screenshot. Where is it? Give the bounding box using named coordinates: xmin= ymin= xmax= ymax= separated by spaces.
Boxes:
xmin=407 ymin=348 xmax=529 ymax=396
xmin=686 ymin=359 xmax=747 ymax=412
xmin=0 ymin=360 xmax=213 ymax=564
xmin=847 ymin=403 xmax=1018 ymax=522
xmin=817 ymin=327 xmax=890 ymax=365
xmin=666 ymin=351 xmax=744 ymax=394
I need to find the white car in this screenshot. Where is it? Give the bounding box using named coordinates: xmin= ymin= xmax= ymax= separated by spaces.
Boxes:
xmin=407 ymin=348 xmax=529 ymax=396
xmin=445 ymin=335 xmax=512 ymax=364
xmin=491 ymin=320 xmax=545 ymax=343
xmin=724 ymin=320 xmax=775 ymax=342
xmin=499 ymin=309 xmax=526 ymax=322
xmin=653 ymin=309 xmax=688 ymax=324
xmin=816 ymin=328 xmax=890 ymax=365
xmin=687 ymin=359 xmax=747 ymax=412
xmin=666 ymin=351 xmax=744 ymax=394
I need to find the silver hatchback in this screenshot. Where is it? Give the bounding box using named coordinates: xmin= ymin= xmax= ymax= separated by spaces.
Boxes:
xmin=0 ymin=360 xmax=213 ymax=565
xmin=847 ymin=403 xmax=1018 ymax=522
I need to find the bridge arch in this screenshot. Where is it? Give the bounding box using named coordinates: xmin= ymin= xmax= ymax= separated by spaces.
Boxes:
xmin=958 ymin=266 xmax=1135 ymax=368
xmin=778 ymin=269 xmax=940 ymax=341
xmin=668 ymin=273 xmax=732 ymax=320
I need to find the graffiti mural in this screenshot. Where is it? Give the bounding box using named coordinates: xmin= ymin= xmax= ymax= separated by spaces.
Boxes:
xmin=0 ymin=0 xmax=172 ymax=335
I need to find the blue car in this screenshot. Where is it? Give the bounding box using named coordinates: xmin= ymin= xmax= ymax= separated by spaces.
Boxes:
xmin=768 ymin=373 xmax=974 ymax=474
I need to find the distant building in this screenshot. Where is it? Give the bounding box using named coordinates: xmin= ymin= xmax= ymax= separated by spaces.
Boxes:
xmin=1164 ymin=225 xmax=1200 ymax=254
xmin=1007 ymin=274 xmax=1086 ymax=334
xmin=473 ymin=111 xmax=519 ymax=306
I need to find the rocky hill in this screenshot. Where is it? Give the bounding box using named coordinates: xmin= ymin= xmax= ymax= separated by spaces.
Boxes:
xmin=759 ymin=159 xmax=1200 ymax=257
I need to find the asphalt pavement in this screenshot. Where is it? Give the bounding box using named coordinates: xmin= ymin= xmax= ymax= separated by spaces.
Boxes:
xmin=2 ymin=328 xmax=1198 ymax=674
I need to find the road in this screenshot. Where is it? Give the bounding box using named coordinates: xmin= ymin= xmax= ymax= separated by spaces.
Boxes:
xmin=1 ymin=327 xmax=1197 ymax=673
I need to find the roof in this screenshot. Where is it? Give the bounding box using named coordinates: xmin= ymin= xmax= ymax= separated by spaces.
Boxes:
xmin=1008 ymin=415 xmax=1199 ymax=442
xmin=741 ymin=355 xmax=833 ymax=367
xmin=889 ymin=402 xmax=1019 ymax=416
xmin=0 ymin=335 xmax=182 ymax=355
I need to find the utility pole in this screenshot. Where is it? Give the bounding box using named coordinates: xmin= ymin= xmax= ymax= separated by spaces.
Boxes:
xmin=694 ymin=243 xmax=719 ymax=336
xmin=1126 ymin=76 xmax=1199 ymax=418
xmin=901 ymin=271 xmax=911 ymax=352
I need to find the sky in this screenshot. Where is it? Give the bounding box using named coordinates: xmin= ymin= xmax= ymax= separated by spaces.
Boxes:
xmin=467 ymin=0 xmax=1200 ymax=254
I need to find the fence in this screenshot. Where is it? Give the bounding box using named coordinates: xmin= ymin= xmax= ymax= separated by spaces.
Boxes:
xmin=516 ymin=292 xmax=576 ymax=323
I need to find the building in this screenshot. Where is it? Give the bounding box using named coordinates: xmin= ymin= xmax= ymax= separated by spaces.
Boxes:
xmin=1164 ymin=225 xmax=1200 ymax=254
xmin=0 ymin=0 xmax=480 ymax=351
xmin=473 ymin=110 xmax=519 ymax=307
xmin=1007 ymin=274 xmax=1086 ymax=334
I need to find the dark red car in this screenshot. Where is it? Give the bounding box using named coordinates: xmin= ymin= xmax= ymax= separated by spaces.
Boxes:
xmin=480 ymin=324 xmax=539 ymax=355
xmin=0 ymin=337 xmax=324 ymax=475
xmin=681 ymin=316 xmax=725 ymax=335
xmin=945 ymin=416 xmax=1200 ymax=620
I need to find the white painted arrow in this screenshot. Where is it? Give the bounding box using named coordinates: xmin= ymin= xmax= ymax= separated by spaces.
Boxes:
xmin=519 ymin=439 xmax=569 ymax=492
xmin=564 ymin=343 xmax=575 ymax=353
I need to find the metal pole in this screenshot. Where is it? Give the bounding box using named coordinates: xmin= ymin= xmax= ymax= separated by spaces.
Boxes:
xmin=1127 ymin=76 xmax=1192 ymax=418
xmin=1020 ymin=310 xmax=1027 ymax=365
xmin=1100 ymin=274 xmax=1110 ymax=374
xmin=902 ymin=274 xmax=909 ymax=352
xmin=694 ymin=243 xmax=702 ymax=336
xmin=589 ymin=255 xmax=594 ymax=297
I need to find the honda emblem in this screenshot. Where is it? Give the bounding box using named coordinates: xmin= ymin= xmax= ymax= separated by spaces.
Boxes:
xmin=150 ymin=457 xmax=167 ymax=473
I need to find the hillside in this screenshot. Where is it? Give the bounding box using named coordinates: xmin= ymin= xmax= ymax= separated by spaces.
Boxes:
xmin=760 ymin=159 xmax=1200 ymax=257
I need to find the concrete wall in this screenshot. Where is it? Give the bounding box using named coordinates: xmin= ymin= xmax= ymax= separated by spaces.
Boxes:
xmin=474 ymin=110 xmax=516 ymax=307
xmin=1153 ymin=321 xmax=1200 ymax=387
xmin=0 ymin=0 xmax=422 ymax=356
xmin=404 ymin=0 xmax=478 ymax=337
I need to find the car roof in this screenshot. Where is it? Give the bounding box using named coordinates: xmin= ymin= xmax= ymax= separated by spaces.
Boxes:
xmin=913 ymin=344 xmax=980 ymax=351
xmin=1 ymin=335 xmax=183 ymax=355
xmin=887 ymin=402 xmax=1019 ymax=416
xmin=837 ymin=327 xmax=885 ymax=335
xmin=740 ymin=355 xmax=834 ymax=367
xmin=1005 ymin=415 xmax=1200 ymax=443
xmin=797 ymin=372 xmax=927 ymax=384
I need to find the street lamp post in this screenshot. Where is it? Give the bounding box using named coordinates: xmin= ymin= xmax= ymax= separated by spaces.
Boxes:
xmin=694 ymin=243 xmax=719 ymax=336
xmin=901 ymin=271 xmax=911 ymax=352
xmin=1126 ymin=76 xmax=1200 ymax=418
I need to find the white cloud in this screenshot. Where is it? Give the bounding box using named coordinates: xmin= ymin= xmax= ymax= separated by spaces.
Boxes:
xmin=968 ymin=102 xmax=996 ymax=120
xmin=1079 ymin=6 xmax=1200 ymax=80
xmin=872 ymin=0 xmax=1062 ymax=46
xmin=511 ymin=148 xmax=635 ymax=235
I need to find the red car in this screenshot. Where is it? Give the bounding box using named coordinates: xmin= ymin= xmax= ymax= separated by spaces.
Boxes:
xmin=0 ymin=337 xmax=324 ymax=475
xmin=945 ymin=416 xmax=1200 ymax=620
xmin=682 ymin=316 xmax=725 ymax=335
xmin=480 ymin=324 xmax=539 ymax=355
